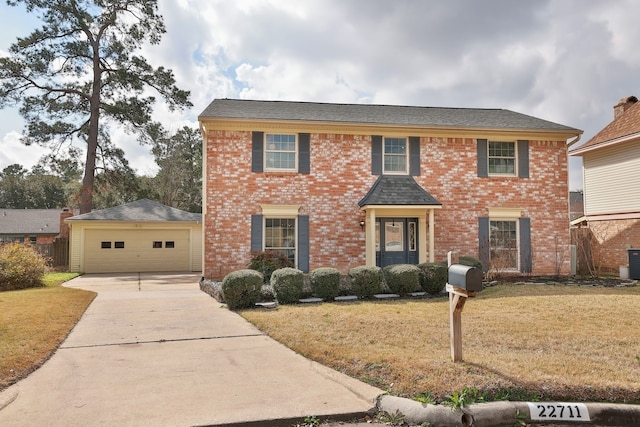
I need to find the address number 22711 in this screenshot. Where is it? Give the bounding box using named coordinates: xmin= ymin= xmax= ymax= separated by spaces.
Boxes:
xmin=527 ymin=402 xmax=590 ymax=422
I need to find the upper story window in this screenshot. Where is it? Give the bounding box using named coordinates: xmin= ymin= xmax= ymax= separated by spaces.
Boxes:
xmin=477 ymin=139 xmax=529 ymax=179
xmin=383 ymin=137 xmax=408 ymax=174
xmin=265 ymin=134 xmax=297 ymax=171
xmin=488 ymin=141 xmax=516 ymax=175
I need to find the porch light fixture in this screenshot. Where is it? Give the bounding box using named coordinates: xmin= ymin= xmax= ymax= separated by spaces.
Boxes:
xmin=359 ymin=220 xmax=365 ymax=229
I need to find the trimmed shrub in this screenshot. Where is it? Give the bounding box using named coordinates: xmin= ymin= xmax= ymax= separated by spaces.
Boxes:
xmin=383 ymin=264 xmax=422 ymax=296
xmin=310 ymin=267 xmax=341 ymax=301
xmin=271 ymin=267 xmax=304 ymax=304
xmin=418 ymin=262 xmax=448 ymax=295
xmin=221 ymin=269 xmax=263 ymax=310
xmin=459 ymin=255 xmax=483 ymax=270
xmin=0 ymin=243 xmax=47 ymax=291
xmin=247 ymin=251 xmax=294 ymax=283
xmin=348 ymin=265 xmax=382 ymax=299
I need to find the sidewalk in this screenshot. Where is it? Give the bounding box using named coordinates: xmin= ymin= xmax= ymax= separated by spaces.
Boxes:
xmin=0 ymin=273 xmax=382 ymax=426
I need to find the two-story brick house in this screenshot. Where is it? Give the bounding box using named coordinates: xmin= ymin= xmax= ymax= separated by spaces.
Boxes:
xmin=199 ymin=99 xmax=581 ymax=280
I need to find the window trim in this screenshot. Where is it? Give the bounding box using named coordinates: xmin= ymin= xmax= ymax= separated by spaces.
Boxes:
xmin=259 ymin=204 xmax=301 ymax=268
xmin=486 ymin=207 xmax=523 ymax=272
xmin=263 ymin=216 xmax=298 ymax=267
xmin=382 ymin=136 xmax=409 ymax=175
xmin=487 ymin=140 xmax=517 ymax=176
xmin=264 ymin=133 xmax=298 ymax=172
xmin=489 ymin=219 xmax=519 ymax=271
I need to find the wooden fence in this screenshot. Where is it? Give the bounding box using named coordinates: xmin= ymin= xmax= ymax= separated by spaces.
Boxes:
xmin=35 ymin=238 xmax=69 ymax=270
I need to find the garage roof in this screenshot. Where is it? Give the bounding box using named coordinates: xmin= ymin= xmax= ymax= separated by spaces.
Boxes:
xmin=66 ymin=199 xmax=201 ymax=222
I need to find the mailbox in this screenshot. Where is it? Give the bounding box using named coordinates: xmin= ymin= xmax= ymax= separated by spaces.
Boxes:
xmin=448 ymin=264 xmax=483 ymax=292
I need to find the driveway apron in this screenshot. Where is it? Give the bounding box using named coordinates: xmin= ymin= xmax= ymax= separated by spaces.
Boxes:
xmin=0 ymin=274 xmax=381 ymax=426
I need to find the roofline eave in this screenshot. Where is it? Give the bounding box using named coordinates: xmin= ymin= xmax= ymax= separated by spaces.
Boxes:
xmin=570 ymin=131 xmax=640 ymax=156
xmin=359 ymin=204 xmax=443 ymax=210
xmin=199 ymin=117 xmax=581 ymax=140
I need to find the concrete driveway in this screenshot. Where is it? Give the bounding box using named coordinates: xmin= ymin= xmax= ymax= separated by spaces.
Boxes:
xmin=0 ymin=273 xmax=381 ymax=426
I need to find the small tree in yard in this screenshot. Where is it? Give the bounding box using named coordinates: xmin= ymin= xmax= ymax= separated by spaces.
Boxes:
xmin=0 ymin=0 xmax=191 ymax=213
xmin=0 ymin=242 xmax=48 ymax=291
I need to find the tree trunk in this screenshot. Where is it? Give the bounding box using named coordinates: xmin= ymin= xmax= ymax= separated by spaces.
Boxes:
xmin=80 ymin=136 xmax=97 ymax=214
xmin=79 ymin=35 xmax=103 ymax=214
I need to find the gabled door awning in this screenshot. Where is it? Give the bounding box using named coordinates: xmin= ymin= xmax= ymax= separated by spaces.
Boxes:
xmin=358 ymin=175 xmax=442 ymax=207
xmin=358 ymin=176 xmax=442 ymax=266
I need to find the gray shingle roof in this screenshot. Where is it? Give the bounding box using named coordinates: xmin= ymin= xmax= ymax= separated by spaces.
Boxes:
xmin=199 ymin=99 xmax=580 ymax=133
xmin=0 ymin=209 xmax=62 ymax=235
xmin=66 ymin=199 xmax=201 ymax=222
xmin=358 ymin=176 xmax=442 ymax=207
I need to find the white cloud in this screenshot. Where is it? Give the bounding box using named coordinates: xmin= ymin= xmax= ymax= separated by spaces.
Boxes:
xmin=0 ymin=131 xmax=49 ymax=172
xmin=3 ymin=0 xmax=640 ymax=190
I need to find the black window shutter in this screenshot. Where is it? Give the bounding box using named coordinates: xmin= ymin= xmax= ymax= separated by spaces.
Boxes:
xmin=518 ymin=140 xmax=529 ymax=178
xmin=250 ymin=214 xmax=263 ymax=252
xmin=409 ymin=136 xmax=421 ymax=176
xmin=298 ymin=215 xmax=310 ymax=273
xmin=478 ymin=217 xmax=490 ymax=272
xmin=371 ymin=135 xmax=382 ymax=175
xmin=298 ymin=133 xmax=310 ymax=174
xmin=519 ymin=217 xmax=532 ymax=273
xmin=251 ymin=132 xmax=264 ymax=173
xmin=477 ymin=139 xmax=488 ymax=177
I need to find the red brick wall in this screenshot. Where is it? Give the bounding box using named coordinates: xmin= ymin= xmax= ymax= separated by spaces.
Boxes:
xmin=579 ymin=218 xmax=640 ymax=273
xmin=204 ymin=132 xmax=570 ymax=280
xmin=58 ymin=209 xmax=73 ymax=239
xmin=35 ymin=235 xmax=56 ymax=244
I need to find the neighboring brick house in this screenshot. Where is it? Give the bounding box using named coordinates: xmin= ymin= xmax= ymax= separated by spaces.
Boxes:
xmin=0 ymin=208 xmax=72 ymax=244
xmin=199 ymin=99 xmax=581 ymax=280
xmin=570 ymin=95 xmax=640 ymax=273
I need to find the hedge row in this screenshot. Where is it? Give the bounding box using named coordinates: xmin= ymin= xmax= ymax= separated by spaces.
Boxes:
xmin=219 ymin=257 xmax=482 ymax=310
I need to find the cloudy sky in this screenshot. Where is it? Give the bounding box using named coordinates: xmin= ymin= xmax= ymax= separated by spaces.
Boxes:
xmin=1 ymin=0 xmax=639 ymax=189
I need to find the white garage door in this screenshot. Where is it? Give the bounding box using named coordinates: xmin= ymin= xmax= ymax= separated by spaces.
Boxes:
xmin=84 ymin=229 xmax=190 ymax=273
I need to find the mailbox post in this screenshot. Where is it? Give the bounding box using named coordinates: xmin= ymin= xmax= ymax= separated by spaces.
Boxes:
xmin=446 ymin=252 xmax=483 ymax=362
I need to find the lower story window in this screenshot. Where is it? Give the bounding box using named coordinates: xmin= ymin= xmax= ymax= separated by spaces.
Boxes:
xmin=490 ymin=220 xmax=518 ymax=270
xmin=265 ymin=218 xmax=296 ymax=265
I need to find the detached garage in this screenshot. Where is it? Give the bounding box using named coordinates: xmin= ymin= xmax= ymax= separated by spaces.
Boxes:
xmin=66 ymin=199 xmax=202 ymax=274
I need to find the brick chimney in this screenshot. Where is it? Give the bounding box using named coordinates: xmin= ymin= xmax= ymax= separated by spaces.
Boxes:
xmin=58 ymin=208 xmax=73 ymax=239
xmin=614 ymin=95 xmax=638 ymax=119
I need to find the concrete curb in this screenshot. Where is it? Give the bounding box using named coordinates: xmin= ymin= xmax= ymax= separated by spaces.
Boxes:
xmin=0 ymin=389 xmax=18 ymax=412
xmin=195 ymin=411 xmax=374 ymax=427
xmin=377 ymin=395 xmax=640 ymax=426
